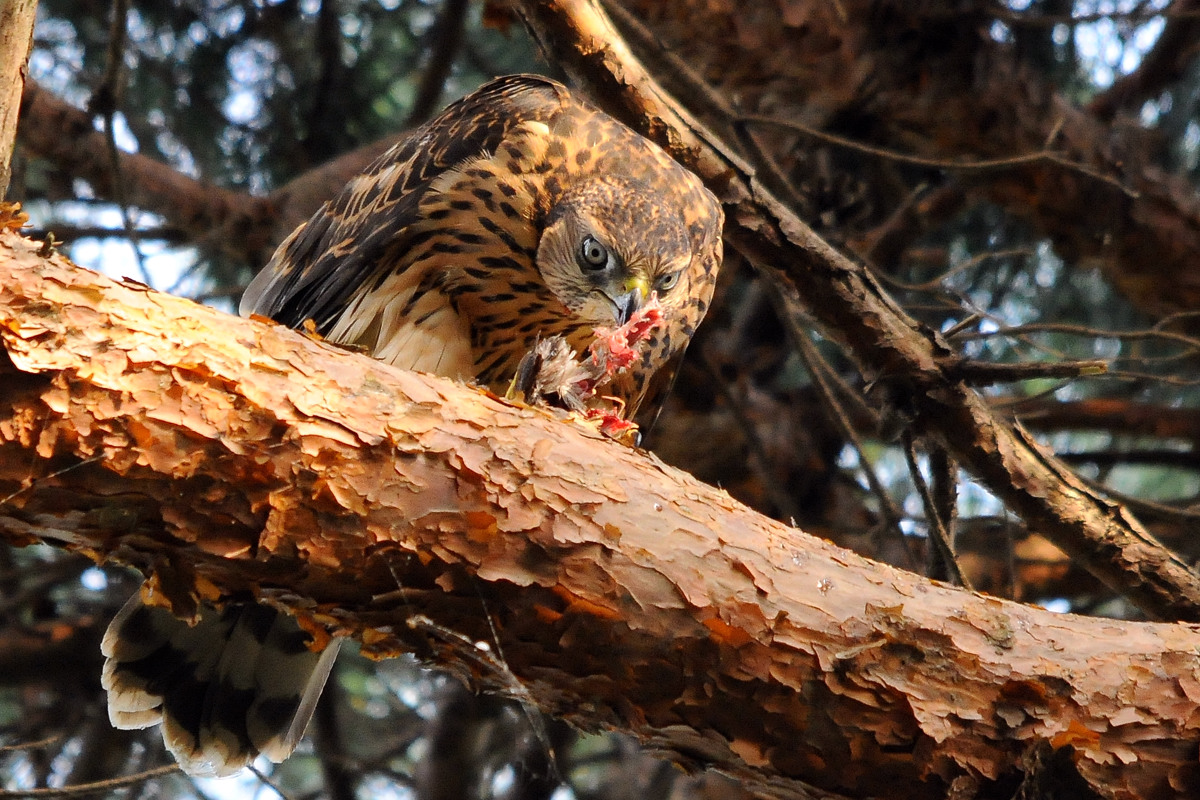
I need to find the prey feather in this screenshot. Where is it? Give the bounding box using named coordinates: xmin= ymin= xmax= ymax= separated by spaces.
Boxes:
xmin=510 ymin=295 xmax=663 ymax=441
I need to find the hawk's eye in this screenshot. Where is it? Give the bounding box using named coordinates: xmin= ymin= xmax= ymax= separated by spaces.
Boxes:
xmin=578 ymin=235 xmax=609 ymax=271
xmin=655 ymin=271 xmax=681 ymax=293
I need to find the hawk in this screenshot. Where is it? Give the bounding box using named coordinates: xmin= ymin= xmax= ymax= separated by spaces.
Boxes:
xmin=101 ymin=74 xmax=723 ymax=776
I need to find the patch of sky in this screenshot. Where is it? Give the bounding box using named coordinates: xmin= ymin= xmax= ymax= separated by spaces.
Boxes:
xmin=989 ymin=19 xmax=1014 ymax=44
xmin=957 ymin=476 xmax=1004 ymax=518
xmin=31 ymin=198 xmax=193 ymax=293
xmin=409 ymin=3 xmax=438 ymax=34
xmin=1184 ymin=121 xmax=1200 ymax=172
xmin=960 ymin=315 xmax=1000 ymax=362
xmin=90 ymin=111 xmax=139 ymax=154
xmin=1040 ymin=597 xmax=1071 ymax=613
xmin=1032 ymin=241 xmax=1063 ymax=289
xmin=492 ymin=765 xmax=516 ymax=796
xmin=147 ymin=109 xmax=200 ymax=177
xmin=80 ymin=567 xmax=108 ymax=592
xmin=225 ymin=40 xmax=280 ymax=128
xmin=188 ymin=20 xmax=210 ymax=46
xmin=342 ymin=12 xmax=364 ymax=39
xmin=1092 ymin=332 xmax=1122 ymax=360
xmin=376 ymin=655 xmax=438 ymax=712
xmin=125 ymin=8 xmax=162 ymax=59
xmin=194 ymin=761 xmax=287 ymax=798
xmin=211 ymin=3 xmax=247 ymax=37
xmin=358 ymin=774 xmax=415 ymax=800
xmin=28 ymin=18 xmax=86 ymax=102
xmin=1072 ymin=0 xmax=1168 ymax=88
xmin=836 ymin=444 xmax=1004 ymax=523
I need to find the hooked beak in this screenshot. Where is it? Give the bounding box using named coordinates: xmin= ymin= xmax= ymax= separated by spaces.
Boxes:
xmin=609 ymin=276 xmax=649 ymax=324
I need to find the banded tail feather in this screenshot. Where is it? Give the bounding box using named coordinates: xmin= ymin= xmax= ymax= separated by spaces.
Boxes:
xmin=102 ymin=594 xmax=341 ymax=777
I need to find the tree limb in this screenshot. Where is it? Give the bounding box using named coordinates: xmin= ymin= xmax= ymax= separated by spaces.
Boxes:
xmin=16 ymin=79 xmax=406 ymax=265
xmin=0 ymin=0 xmax=37 ymax=200
xmin=3 ymin=230 xmax=1200 ymax=798
xmin=18 ymin=79 xmax=275 ymax=260
xmin=610 ymin=0 xmax=1200 ymax=318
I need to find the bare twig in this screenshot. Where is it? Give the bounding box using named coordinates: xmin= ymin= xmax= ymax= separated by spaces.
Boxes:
xmin=247 ymin=766 xmax=297 ymax=800
xmin=91 ymin=0 xmax=152 ymax=285
xmin=773 ymin=296 xmax=916 ymax=566
xmin=0 ymin=764 xmax=179 ymax=798
xmin=0 ymin=735 xmax=63 ymax=753
xmin=741 ymin=113 xmax=1140 ymax=198
xmin=947 ymin=359 xmax=1109 ymax=385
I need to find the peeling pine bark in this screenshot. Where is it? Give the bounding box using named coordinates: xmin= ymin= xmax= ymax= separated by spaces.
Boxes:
xmin=3 ymin=236 xmax=1200 ymax=798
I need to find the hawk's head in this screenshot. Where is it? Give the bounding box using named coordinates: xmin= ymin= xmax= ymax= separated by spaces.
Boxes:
xmin=536 ymin=175 xmax=698 ymax=327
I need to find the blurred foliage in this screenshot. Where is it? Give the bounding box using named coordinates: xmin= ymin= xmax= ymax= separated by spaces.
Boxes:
xmin=31 ymin=0 xmax=540 ymax=189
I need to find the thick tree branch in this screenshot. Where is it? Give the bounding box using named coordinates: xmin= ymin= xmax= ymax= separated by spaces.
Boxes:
xmin=16 ymin=79 xmax=406 ymax=264
xmin=0 ymin=0 xmax=37 ymax=200
xmin=18 ymin=79 xmax=275 ymax=260
xmin=1016 ymin=397 xmax=1200 ymax=443
xmin=513 ymin=0 xmax=1200 ymax=623
xmin=265 ymin=132 xmax=405 ymax=243
xmin=3 ymin=232 xmax=1200 ymax=798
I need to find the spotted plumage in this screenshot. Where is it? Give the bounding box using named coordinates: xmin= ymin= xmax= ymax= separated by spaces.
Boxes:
xmin=103 ymin=74 xmax=723 ymax=777
xmin=242 ymin=73 xmax=722 ymax=413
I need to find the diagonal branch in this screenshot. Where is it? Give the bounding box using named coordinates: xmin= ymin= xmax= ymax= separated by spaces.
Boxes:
xmin=607 ymin=0 xmax=1200 ymax=318
xmin=18 ymin=78 xmax=275 ymax=260
xmin=512 ymin=0 xmax=1200 ymax=622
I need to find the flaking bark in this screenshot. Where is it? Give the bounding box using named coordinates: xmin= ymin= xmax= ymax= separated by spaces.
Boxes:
xmin=2 ymin=234 xmax=1200 ymax=799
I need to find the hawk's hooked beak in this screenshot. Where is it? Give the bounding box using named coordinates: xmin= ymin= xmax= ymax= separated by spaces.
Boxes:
xmin=610 ymin=276 xmax=649 ymax=324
